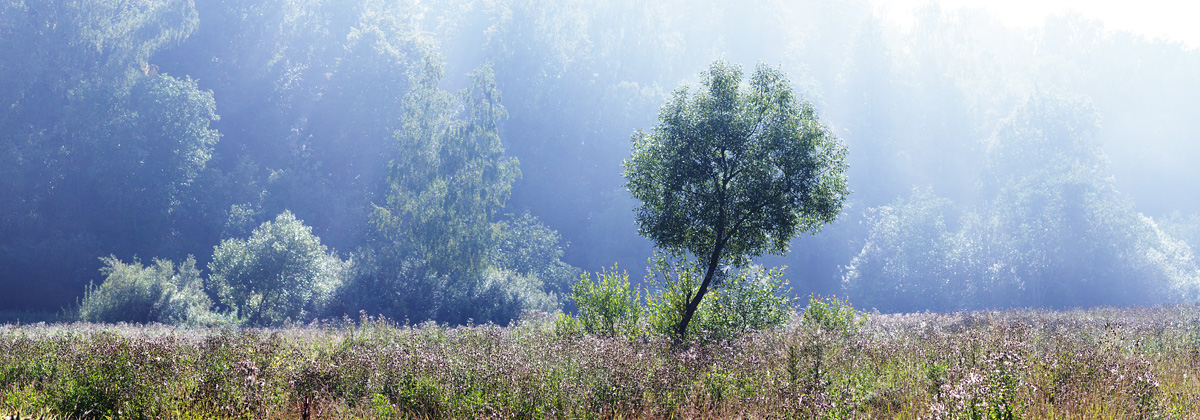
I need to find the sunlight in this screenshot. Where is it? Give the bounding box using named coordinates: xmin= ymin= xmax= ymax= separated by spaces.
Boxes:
xmin=872 ymin=0 xmax=1200 ymax=49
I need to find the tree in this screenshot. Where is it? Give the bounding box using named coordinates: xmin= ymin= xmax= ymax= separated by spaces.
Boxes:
xmin=975 ymin=91 xmax=1199 ymax=307
xmin=373 ymin=64 xmax=518 ymax=282
xmin=208 ymin=211 xmax=345 ymax=326
xmin=0 ymin=0 xmax=217 ymax=310
xmin=841 ymin=188 xmax=961 ymax=312
xmin=624 ymin=61 xmax=848 ymax=338
xmin=366 ymin=64 xmax=524 ymax=324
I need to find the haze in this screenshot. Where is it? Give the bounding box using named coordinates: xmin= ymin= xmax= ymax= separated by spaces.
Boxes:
xmin=2 ymin=0 xmax=1199 ymax=321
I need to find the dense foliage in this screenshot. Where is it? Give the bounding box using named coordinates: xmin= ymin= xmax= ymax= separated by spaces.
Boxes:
xmin=78 ymin=256 xmax=222 ymax=325
xmin=3 ymin=0 xmax=1200 ymax=317
xmin=6 ymin=306 xmax=1200 ymax=418
xmin=208 ymin=212 xmax=345 ymax=326
xmin=625 ymin=61 xmax=847 ymax=336
xmin=844 ymin=92 xmax=1200 ymax=312
xmin=565 ymin=258 xmax=795 ymax=341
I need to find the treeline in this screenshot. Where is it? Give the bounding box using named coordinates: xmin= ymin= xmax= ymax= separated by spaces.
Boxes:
xmin=3 ymin=0 xmax=1200 ymax=318
xmin=0 ymin=0 xmax=581 ymax=324
xmin=844 ymin=92 xmax=1200 ymax=312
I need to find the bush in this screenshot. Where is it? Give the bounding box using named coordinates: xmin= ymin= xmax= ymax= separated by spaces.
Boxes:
xmin=334 ymin=243 xmax=446 ymax=323
xmin=208 ymin=211 xmax=346 ymax=326
xmin=701 ymin=265 xmax=794 ymax=337
xmin=491 ymin=213 xmax=582 ymax=297
xmin=801 ymin=295 xmax=867 ymax=335
xmin=568 ymin=265 xmax=641 ymax=337
xmin=841 ymin=188 xmax=960 ymax=313
xmin=644 ymin=255 xmax=794 ymax=340
xmin=78 ymin=256 xmax=223 ymax=324
xmin=337 ymin=239 xmax=564 ymax=326
xmin=471 ymin=267 xmax=560 ymax=325
xmin=643 ymin=256 xmax=703 ymax=338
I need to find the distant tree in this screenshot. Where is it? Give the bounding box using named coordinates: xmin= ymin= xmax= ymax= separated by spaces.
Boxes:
xmin=490 ymin=212 xmax=581 ymax=298
xmin=624 ymin=61 xmax=848 ymax=338
xmin=208 ymin=211 xmax=345 ymax=326
xmin=365 ymin=64 xmax=526 ymax=324
xmin=373 ymin=64 xmax=519 ymax=283
xmin=976 ymin=91 xmax=1199 ymax=307
xmin=844 ymin=91 xmax=1200 ymax=311
xmin=0 ymin=0 xmax=217 ymax=310
xmin=842 ymin=188 xmax=961 ymax=312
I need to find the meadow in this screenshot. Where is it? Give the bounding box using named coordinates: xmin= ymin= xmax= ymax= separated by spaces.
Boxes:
xmin=4 ymin=305 xmax=1200 ymax=419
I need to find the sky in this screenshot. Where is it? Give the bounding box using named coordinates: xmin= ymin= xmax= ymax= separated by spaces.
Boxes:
xmin=872 ymin=0 xmax=1200 ymax=49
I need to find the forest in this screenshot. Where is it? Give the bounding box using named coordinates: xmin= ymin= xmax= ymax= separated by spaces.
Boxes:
xmin=3 ymin=0 xmax=1200 ymax=328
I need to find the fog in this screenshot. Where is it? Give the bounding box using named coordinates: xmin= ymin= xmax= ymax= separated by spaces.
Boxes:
xmin=2 ymin=0 xmax=1199 ymax=319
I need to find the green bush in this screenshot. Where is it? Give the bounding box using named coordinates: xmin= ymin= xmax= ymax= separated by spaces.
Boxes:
xmin=469 ymin=267 xmax=560 ymax=326
xmin=568 ymin=266 xmax=641 ymax=337
xmin=801 ymin=295 xmax=867 ymax=335
xmin=643 ymin=256 xmax=703 ymax=338
xmin=701 ymin=265 xmax=794 ymax=337
xmin=334 ymin=243 xmax=446 ymax=323
xmin=644 ymin=255 xmax=794 ymax=340
xmin=78 ymin=256 xmax=222 ymax=325
xmin=208 ymin=211 xmax=346 ymax=326
xmin=490 ymin=213 xmax=582 ymax=297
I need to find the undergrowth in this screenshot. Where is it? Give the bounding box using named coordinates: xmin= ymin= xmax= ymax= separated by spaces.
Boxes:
xmin=4 ymin=305 xmax=1200 ymax=418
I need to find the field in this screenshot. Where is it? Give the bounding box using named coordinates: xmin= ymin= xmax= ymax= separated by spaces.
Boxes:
xmin=4 ymin=306 xmax=1200 ymax=419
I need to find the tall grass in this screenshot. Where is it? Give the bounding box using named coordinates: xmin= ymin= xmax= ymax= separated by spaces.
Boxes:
xmin=4 ymin=306 xmax=1200 ymax=418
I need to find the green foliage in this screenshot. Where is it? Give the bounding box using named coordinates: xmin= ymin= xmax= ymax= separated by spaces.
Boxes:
xmin=335 ymin=244 xmax=447 ymax=323
xmin=337 ymin=243 xmax=563 ymax=327
xmin=360 ymin=64 xmax=545 ymax=325
xmin=78 ymin=256 xmax=222 ymax=325
xmin=208 ymin=211 xmax=346 ymax=326
xmin=644 ymin=255 xmax=794 ymax=340
xmin=801 ymin=295 xmax=866 ymax=335
xmin=625 ymin=60 xmax=848 ymax=266
xmin=844 ymin=91 xmax=1200 ymax=311
xmin=472 ymin=267 xmax=560 ymax=325
xmin=373 ymin=64 xmax=519 ymax=284
xmin=491 ymin=212 xmax=582 ymax=298
xmin=702 ymin=265 xmax=795 ymax=337
xmin=643 ymin=257 xmax=703 ymax=338
xmin=552 ymin=312 xmax=584 ymax=337
xmin=352 ymin=62 xmax=579 ymax=327
xmin=0 ymin=0 xmax=219 ymax=310
xmin=568 ymin=266 xmax=641 ymax=338
xmin=624 ymin=60 xmax=848 ymax=337
xmin=971 ymin=90 xmax=1200 ymax=307
xmin=842 ymin=188 xmax=961 ymax=313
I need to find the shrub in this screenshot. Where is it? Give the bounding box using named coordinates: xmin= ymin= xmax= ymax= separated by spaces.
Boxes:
xmin=801 ymin=295 xmax=867 ymax=335
xmin=568 ymin=265 xmax=641 ymax=337
xmin=701 ymin=265 xmax=794 ymax=337
xmin=491 ymin=212 xmax=582 ymax=297
xmin=208 ymin=211 xmax=346 ymax=326
xmin=469 ymin=267 xmax=560 ymax=326
xmin=643 ymin=256 xmax=704 ymax=338
xmin=841 ymin=188 xmax=960 ymax=313
xmin=334 ymin=244 xmax=447 ymax=323
xmin=78 ymin=256 xmax=222 ymax=324
xmin=337 ymin=240 xmax=563 ymax=326
xmin=644 ymin=255 xmax=794 ymax=340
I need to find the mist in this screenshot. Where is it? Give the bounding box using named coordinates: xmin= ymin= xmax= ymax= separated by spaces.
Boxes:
xmin=2 ymin=0 xmax=1199 ymax=320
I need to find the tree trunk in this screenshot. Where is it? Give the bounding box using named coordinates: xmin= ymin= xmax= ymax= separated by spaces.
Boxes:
xmin=676 ymin=240 xmax=724 ymax=339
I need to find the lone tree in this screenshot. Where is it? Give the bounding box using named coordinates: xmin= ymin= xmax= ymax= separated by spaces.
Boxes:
xmin=624 ymin=61 xmax=848 ymax=338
